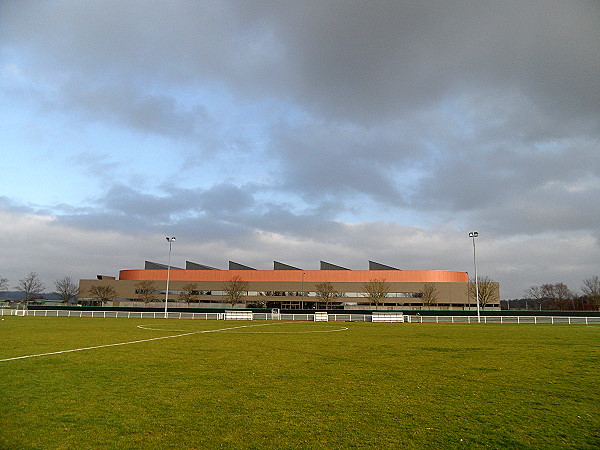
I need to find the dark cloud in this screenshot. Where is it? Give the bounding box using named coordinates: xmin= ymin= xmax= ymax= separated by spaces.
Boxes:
xmin=99 ymin=185 xmax=189 ymax=219
xmin=198 ymin=183 xmax=255 ymax=214
xmin=412 ymin=92 xmax=600 ymax=233
xmin=241 ymin=1 xmax=600 ymax=124
xmin=4 ymin=1 xmax=598 ymax=123
xmin=85 ymin=183 xmax=258 ymax=225
xmin=268 ymin=121 xmax=412 ymax=206
xmin=0 ymin=196 xmax=36 ymax=214
xmin=58 ymin=83 xmax=210 ymax=140
xmin=479 ymin=182 xmax=600 ymax=235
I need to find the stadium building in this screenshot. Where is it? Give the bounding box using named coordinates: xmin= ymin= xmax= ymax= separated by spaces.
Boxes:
xmin=78 ymin=260 xmax=500 ymax=310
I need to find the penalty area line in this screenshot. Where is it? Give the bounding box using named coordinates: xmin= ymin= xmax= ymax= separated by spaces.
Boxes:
xmin=0 ymin=322 xmax=275 ymax=363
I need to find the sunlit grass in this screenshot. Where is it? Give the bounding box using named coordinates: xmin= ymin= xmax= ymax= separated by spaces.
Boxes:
xmin=1 ymin=317 xmax=598 ymax=448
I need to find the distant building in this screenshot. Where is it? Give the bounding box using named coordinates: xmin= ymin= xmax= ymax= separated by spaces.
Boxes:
xmin=78 ymin=260 xmax=500 ymax=310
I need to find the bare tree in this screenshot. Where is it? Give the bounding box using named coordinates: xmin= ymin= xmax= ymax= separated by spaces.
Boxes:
xmin=135 ymin=280 xmax=158 ymax=305
xmin=54 ymin=277 xmax=78 ymax=304
xmin=222 ymin=276 xmax=249 ymax=308
xmin=363 ymin=278 xmax=389 ymax=309
xmin=525 ymin=283 xmax=574 ymax=311
xmin=420 ymin=283 xmax=439 ymax=308
xmin=16 ymin=272 xmax=45 ymax=303
xmin=179 ymin=282 xmax=199 ymax=306
xmin=581 ymin=276 xmax=600 ymax=310
xmin=84 ymin=285 xmax=117 ymax=306
xmin=549 ymin=282 xmax=575 ymax=310
xmin=315 ymin=282 xmax=337 ymax=309
xmin=525 ymin=285 xmax=547 ymax=310
xmin=468 ymin=276 xmax=499 ymax=309
xmin=0 ymin=276 xmax=8 ymax=292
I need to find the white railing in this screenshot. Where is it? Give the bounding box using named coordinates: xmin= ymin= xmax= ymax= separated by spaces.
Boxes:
xmin=405 ymin=315 xmax=600 ymax=325
xmin=1 ymin=309 xmax=221 ymax=320
xmin=2 ymin=308 xmax=599 ymax=324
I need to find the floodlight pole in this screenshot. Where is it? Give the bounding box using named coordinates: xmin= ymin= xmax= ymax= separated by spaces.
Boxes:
xmin=469 ymin=231 xmax=480 ymax=323
xmin=301 ymin=272 xmax=305 ymax=310
xmin=165 ymin=237 xmax=176 ymax=318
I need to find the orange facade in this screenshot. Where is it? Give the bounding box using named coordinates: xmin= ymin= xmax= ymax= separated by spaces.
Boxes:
xmin=119 ymin=269 xmax=468 ymax=284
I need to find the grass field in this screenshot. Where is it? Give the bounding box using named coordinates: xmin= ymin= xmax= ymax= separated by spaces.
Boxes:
xmin=1 ymin=317 xmax=598 ymax=449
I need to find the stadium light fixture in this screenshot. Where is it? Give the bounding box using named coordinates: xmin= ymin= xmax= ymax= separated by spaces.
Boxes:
xmin=165 ymin=237 xmax=176 ymax=318
xmin=468 ymin=232 xmax=480 ymax=323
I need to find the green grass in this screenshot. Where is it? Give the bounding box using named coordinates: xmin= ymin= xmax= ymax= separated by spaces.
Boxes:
xmin=0 ymin=317 xmax=598 ymax=449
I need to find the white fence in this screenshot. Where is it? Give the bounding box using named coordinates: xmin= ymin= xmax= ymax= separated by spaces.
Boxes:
xmin=2 ymin=308 xmax=600 ymax=324
xmin=405 ymin=315 xmax=600 ymax=325
xmin=0 ymin=309 xmax=368 ymax=321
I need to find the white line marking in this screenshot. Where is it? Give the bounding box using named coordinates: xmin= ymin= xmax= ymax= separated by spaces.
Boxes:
xmin=137 ymin=322 xmax=349 ymax=334
xmin=0 ymin=322 xmax=275 ymax=362
xmin=220 ymin=327 xmax=349 ymax=334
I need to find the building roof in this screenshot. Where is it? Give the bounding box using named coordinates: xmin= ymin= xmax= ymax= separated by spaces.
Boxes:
xmin=119 ymin=268 xmax=468 ymax=283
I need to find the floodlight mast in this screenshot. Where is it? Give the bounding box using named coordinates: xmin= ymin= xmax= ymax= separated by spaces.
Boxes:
xmin=165 ymin=237 xmax=176 ymax=318
xmin=469 ymin=231 xmax=480 ymax=323
xmin=301 ymin=271 xmax=305 ymax=310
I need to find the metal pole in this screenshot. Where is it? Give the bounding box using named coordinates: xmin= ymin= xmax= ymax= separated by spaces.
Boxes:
xmin=469 ymin=232 xmax=480 ymax=323
xmin=165 ymin=237 xmax=176 ymax=318
xmin=466 ymin=271 xmax=470 ymax=311
xmin=301 ymin=272 xmax=305 ymax=310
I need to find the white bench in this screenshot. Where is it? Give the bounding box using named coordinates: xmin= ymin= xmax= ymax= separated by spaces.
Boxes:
xmin=224 ymin=311 xmax=254 ymax=320
xmin=371 ymin=313 xmax=404 ymax=323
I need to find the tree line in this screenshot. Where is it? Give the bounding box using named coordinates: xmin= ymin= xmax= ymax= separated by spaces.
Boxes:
xmin=519 ymin=277 xmax=600 ymax=311
xmin=0 ymin=272 xmax=79 ymax=305
xmin=4 ymin=273 xmax=599 ymax=311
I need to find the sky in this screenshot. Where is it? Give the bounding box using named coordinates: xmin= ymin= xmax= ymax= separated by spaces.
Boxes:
xmin=1 ymin=0 xmax=599 ymax=299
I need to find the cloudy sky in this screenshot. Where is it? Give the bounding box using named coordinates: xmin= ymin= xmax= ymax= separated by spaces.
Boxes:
xmin=1 ymin=1 xmax=599 ymax=298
